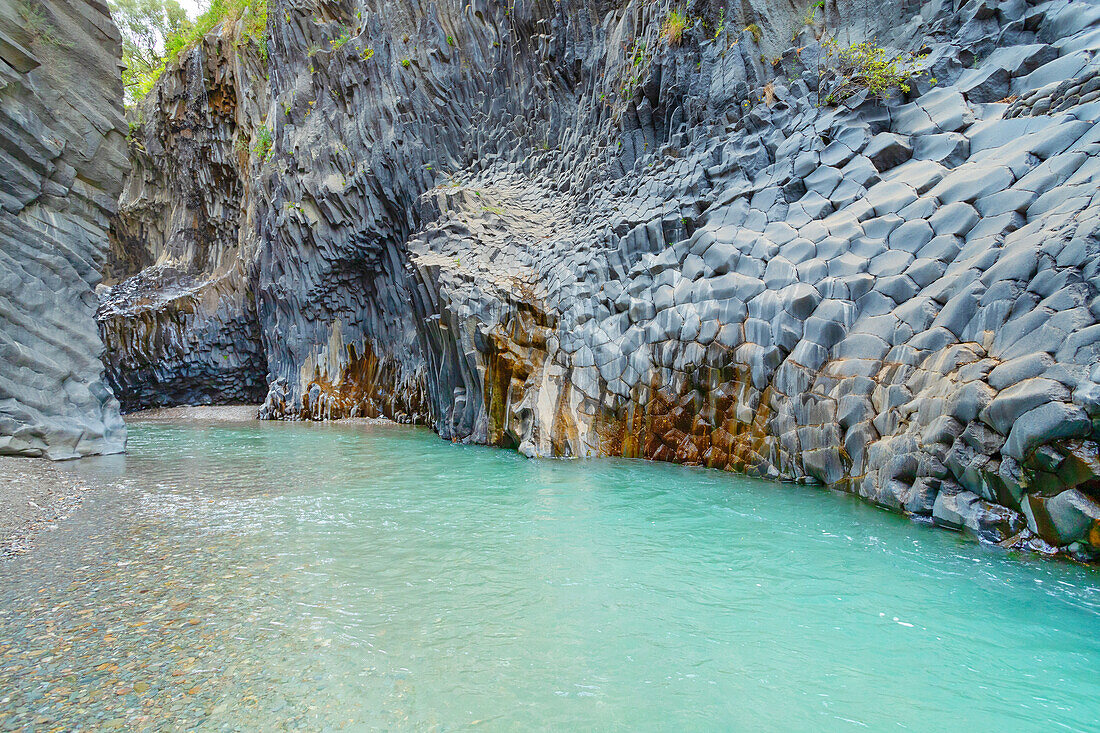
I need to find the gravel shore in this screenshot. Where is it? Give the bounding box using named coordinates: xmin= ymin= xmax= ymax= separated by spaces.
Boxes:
xmin=0 ymin=457 xmax=95 ymax=556
xmin=125 ymin=405 xmax=262 ymax=422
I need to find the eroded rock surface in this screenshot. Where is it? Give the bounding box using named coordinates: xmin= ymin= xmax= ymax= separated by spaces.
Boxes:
xmin=105 ymin=0 xmax=1100 ymax=559
xmin=97 ymin=29 xmax=269 ymax=411
xmin=0 ymin=0 xmax=127 ymax=458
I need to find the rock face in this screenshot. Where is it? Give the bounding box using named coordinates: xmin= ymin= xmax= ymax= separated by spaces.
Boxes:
xmin=104 ymin=0 xmax=1100 ymax=559
xmin=0 ymin=0 xmax=128 ymax=458
xmin=98 ymin=29 xmax=269 ymax=411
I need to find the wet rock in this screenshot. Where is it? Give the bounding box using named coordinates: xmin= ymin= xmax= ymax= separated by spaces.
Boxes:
xmin=1024 ymin=489 xmax=1100 ymax=547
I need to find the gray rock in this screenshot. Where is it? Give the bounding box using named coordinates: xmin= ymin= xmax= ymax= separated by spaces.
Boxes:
xmin=1003 ymin=401 xmax=1091 ymax=459
xmin=913 ymin=133 xmax=969 ymax=167
xmin=863 ymin=133 xmax=913 ymax=172
xmin=987 ymin=353 xmax=1053 ymax=390
xmin=0 ymin=0 xmax=128 ymax=458
xmin=1029 ymin=489 xmax=1100 ymax=546
xmin=933 ymin=489 xmax=980 ymax=529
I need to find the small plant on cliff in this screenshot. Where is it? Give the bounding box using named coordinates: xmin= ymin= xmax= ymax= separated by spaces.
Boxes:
xmin=20 ymin=1 xmax=70 ymax=49
xmin=331 ymin=29 xmax=351 ymax=49
xmin=820 ymin=38 xmax=927 ymax=104
xmin=804 ymin=0 xmax=824 ymax=26
xmin=744 ymin=23 xmax=762 ymax=43
xmin=762 ymin=81 xmax=776 ymax=106
xmin=619 ymin=38 xmax=654 ymax=98
xmin=401 ymin=58 xmax=412 ymax=68
xmin=358 ymin=46 xmax=375 ymax=61
xmin=446 ymin=35 xmax=456 ymax=46
xmin=252 ymin=125 xmax=273 ymax=161
xmin=661 ymin=9 xmax=689 ymax=47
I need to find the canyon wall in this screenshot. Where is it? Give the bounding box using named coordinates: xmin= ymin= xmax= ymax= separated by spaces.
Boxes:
xmin=99 ymin=29 xmax=269 ymax=411
xmin=103 ymin=0 xmax=1100 ymax=559
xmin=0 ymin=0 xmax=127 ymax=458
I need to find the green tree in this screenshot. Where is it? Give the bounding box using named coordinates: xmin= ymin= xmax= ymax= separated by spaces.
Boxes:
xmin=109 ymin=0 xmax=192 ymax=103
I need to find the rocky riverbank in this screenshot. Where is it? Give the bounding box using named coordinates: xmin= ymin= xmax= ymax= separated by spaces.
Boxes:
xmin=126 ymin=405 xmax=262 ymax=423
xmin=0 ymin=457 xmax=96 ymax=556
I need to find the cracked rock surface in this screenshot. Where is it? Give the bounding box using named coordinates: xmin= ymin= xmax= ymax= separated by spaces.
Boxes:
xmin=104 ymin=0 xmax=1100 ymax=560
xmin=0 ymin=0 xmax=127 ymax=458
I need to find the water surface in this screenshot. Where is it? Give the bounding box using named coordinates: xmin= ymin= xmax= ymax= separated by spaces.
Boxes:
xmin=0 ymin=421 xmax=1097 ymax=730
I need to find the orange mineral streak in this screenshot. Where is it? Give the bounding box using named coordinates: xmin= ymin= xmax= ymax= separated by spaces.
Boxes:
xmin=299 ymin=340 xmax=429 ymax=423
xmin=480 ymin=294 xmax=558 ymax=450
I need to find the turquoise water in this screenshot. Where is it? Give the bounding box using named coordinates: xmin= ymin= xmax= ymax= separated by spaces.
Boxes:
xmin=0 ymin=421 xmax=1097 ymax=731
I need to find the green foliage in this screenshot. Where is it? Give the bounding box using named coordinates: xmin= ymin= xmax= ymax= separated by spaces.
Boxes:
xmin=661 ymin=9 xmax=688 ymax=46
xmin=744 ymin=23 xmax=762 ymax=43
xmin=252 ymin=124 xmax=273 ymax=161
xmin=620 ymin=38 xmax=653 ymax=98
xmin=804 ymin=0 xmax=824 ymax=26
xmin=109 ymin=0 xmax=190 ymax=104
xmin=111 ymin=0 xmax=268 ymax=105
xmin=821 ymin=38 xmax=927 ymax=104
xmin=331 ymin=29 xmax=350 ymax=49
xmin=358 ymin=46 xmax=374 ymax=61
xmin=165 ymin=0 xmax=268 ymax=64
xmin=797 ymin=0 xmax=826 ymax=39
xmin=401 ymin=58 xmax=411 ymax=68
xmin=446 ymin=35 xmax=456 ymax=46
xmin=713 ymin=7 xmax=725 ymax=39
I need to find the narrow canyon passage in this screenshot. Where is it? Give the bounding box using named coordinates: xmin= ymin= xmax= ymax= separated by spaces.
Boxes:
xmin=0 ymin=420 xmax=1096 ymax=730
xmin=2 ymin=0 xmax=1100 ymax=727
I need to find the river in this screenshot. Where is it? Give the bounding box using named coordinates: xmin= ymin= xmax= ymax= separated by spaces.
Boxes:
xmin=0 ymin=420 xmax=1097 ymax=730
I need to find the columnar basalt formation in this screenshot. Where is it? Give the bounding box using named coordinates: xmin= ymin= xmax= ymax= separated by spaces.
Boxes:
xmin=0 ymin=0 xmax=128 ymax=458
xmin=105 ymin=0 xmax=1100 ymax=559
xmin=97 ymin=29 xmax=269 ymax=411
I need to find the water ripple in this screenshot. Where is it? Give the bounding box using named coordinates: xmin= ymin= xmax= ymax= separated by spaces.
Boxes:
xmin=0 ymin=421 xmax=1096 ymax=731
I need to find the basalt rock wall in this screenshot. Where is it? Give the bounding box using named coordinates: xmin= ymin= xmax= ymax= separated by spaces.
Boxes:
xmin=0 ymin=0 xmax=128 ymax=458
xmin=98 ymin=29 xmax=270 ymax=411
xmin=105 ymin=0 xmax=1100 ymax=559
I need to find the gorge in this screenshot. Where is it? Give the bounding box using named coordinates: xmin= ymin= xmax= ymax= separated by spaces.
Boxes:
xmin=90 ymin=0 xmax=1100 ymax=561
xmin=0 ymin=0 xmax=1099 ymax=726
